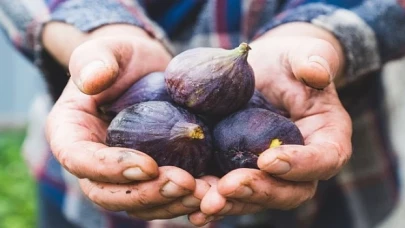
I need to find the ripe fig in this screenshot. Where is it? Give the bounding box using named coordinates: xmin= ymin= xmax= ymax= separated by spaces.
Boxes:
xmin=245 ymin=89 xmax=289 ymax=117
xmin=165 ymin=42 xmax=255 ymax=116
xmin=106 ymin=101 xmax=212 ymax=177
xmin=213 ymin=108 xmax=304 ymax=173
xmin=100 ymin=72 xmax=172 ymax=117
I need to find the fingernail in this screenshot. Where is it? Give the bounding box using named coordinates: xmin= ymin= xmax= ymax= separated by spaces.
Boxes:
xmin=228 ymin=186 xmax=253 ymax=198
xmin=182 ymin=195 xmax=200 ymax=208
xmin=79 ymin=60 xmax=105 ymax=90
xmin=265 ymin=158 xmax=291 ymax=175
xmin=218 ymin=202 xmax=233 ymax=215
xmin=123 ymin=167 xmax=150 ymax=181
xmin=160 ymin=181 xmax=189 ymax=198
xmin=80 ymin=60 xmax=105 ymax=80
xmin=308 ymin=55 xmax=332 ymax=80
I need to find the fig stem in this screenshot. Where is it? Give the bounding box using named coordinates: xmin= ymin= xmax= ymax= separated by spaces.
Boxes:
xmin=269 ymin=138 xmax=282 ymax=148
xmin=237 ymin=42 xmax=252 ymax=54
xmin=171 ymin=122 xmax=205 ymax=140
xmin=189 ymin=127 xmax=204 ymax=139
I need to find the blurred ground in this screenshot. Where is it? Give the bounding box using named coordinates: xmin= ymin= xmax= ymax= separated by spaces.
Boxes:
xmin=0 ymin=129 xmax=37 ymax=228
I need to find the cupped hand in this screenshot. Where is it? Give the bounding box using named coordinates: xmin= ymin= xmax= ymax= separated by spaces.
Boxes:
xmin=189 ymin=24 xmax=353 ymax=226
xmin=45 ymin=26 xmax=208 ymax=220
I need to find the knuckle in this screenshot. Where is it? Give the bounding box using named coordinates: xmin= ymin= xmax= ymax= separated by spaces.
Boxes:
xmin=339 ymin=148 xmax=352 ymax=168
xmin=91 ymin=150 xmax=107 ymax=174
xmin=58 ymin=149 xmax=76 ymax=176
xmin=86 ymin=183 xmax=102 ymax=205
xmin=90 ymin=149 xmax=115 ymax=181
xmin=282 ymin=183 xmax=317 ymax=210
xmin=321 ymin=143 xmax=352 ymax=181
xmin=162 ymin=207 xmax=177 ymax=219
xmin=131 ymin=189 xmax=152 ymax=208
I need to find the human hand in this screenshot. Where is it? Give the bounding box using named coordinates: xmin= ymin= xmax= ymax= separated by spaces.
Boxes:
xmin=188 ymin=22 xmax=353 ymax=226
xmin=44 ymin=23 xmax=208 ymax=220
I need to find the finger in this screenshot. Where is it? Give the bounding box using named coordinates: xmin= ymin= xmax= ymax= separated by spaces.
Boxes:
xmin=216 ymin=200 xmax=263 ymax=216
xmin=188 ymin=211 xmax=224 ymax=227
xmin=199 ymin=177 xmax=264 ymax=217
xmin=258 ymin=144 xmax=351 ymax=181
xmin=47 ymin=102 xmax=158 ymax=183
xmin=69 ymin=37 xmax=170 ymax=96
xmin=79 ymin=166 xmax=195 ymax=212
xmin=69 ymin=38 xmax=120 ymax=95
xmin=199 ymin=176 xmax=227 ymax=215
xmin=183 ymin=179 xmax=211 ymax=208
xmin=286 ymin=38 xmax=340 ymax=89
xmin=217 ymin=169 xmax=317 ymax=210
xmin=128 ymin=179 xmax=210 ymax=220
xmin=47 ymin=82 xmax=160 ymax=183
xmin=258 ymin=111 xmax=352 ymax=181
xmin=190 ymin=200 xmax=263 ymax=226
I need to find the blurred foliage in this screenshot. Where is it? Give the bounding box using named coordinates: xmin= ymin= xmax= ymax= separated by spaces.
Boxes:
xmin=0 ymin=129 xmax=37 ymax=228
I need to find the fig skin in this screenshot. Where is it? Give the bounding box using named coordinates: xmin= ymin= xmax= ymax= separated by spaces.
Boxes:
xmin=165 ymin=43 xmax=255 ymax=116
xmin=100 ymin=72 xmax=172 ymax=117
xmin=213 ymin=108 xmax=304 ymax=174
xmin=244 ymin=89 xmax=289 ymax=117
xmin=106 ymin=101 xmax=213 ymax=177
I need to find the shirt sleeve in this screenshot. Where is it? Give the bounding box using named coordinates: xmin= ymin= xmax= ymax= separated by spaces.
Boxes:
xmin=255 ymin=0 xmax=405 ymax=86
xmin=0 ymin=0 xmax=169 ymax=64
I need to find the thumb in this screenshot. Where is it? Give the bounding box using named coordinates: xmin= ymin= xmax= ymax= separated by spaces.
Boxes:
xmin=68 ymin=38 xmax=122 ymax=95
xmin=68 ymin=37 xmax=171 ymax=96
xmin=287 ymin=38 xmax=341 ymax=89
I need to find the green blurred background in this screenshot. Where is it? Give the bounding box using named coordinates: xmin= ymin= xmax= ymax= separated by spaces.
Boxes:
xmin=0 ymin=129 xmax=36 ymax=228
xmin=0 ymin=29 xmax=42 ymax=228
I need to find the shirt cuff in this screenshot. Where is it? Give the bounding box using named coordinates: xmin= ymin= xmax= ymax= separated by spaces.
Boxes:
xmin=255 ymin=3 xmax=381 ymax=84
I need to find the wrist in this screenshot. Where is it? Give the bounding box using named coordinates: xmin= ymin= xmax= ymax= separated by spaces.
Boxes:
xmin=254 ymin=22 xmax=345 ymax=83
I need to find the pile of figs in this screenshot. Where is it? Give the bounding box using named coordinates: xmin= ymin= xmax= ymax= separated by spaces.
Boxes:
xmin=104 ymin=43 xmax=304 ymax=177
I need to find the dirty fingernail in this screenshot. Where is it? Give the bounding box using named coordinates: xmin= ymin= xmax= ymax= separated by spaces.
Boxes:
xmin=182 ymin=195 xmax=200 ymax=208
xmin=161 ymin=181 xmax=189 ymax=198
xmin=308 ymin=55 xmax=333 ymax=80
xmin=264 ymin=158 xmax=291 ymax=175
xmin=123 ymin=167 xmax=150 ymax=180
xmin=80 ymin=60 xmax=105 ymax=82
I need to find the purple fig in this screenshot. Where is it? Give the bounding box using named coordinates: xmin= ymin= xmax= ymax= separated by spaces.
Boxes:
xmin=165 ymin=43 xmax=255 ymax=116
xmin=106 ymin=101 xmax=212 ymax=177
xmin=212 ymin=108 xmax=304 ymax=174
xmin=245 ymin=89 xmax=289 ymax=117
xmin=100 ymin=72 xmax=172 ymax=117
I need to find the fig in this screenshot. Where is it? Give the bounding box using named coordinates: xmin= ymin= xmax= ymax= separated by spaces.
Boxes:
xmin=100 ymin=72 xmax=172 ymax=117
xmin=245 ymin=89 xmax=289 ymax=117
xmin=165 ymin=42 xmax=255 ymax=116
xmin=213 ymin=108 xmax=304 ymax=173
xmin=106 ymin=101 xmax=212 ymax=177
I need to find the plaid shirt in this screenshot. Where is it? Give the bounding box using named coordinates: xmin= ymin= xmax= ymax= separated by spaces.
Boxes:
xmin=1 ymin=0 xmax=405 ymax=227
